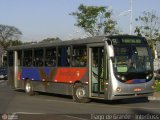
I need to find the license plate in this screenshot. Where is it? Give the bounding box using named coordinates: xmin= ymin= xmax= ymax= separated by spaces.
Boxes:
xmin=134 ymin=88 xmax=142 ymax=92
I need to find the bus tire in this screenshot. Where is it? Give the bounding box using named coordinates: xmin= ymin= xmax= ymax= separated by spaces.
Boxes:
xmin=73 ymin=83 xmax=90 ymax=103
xmin=25 ymin=80 xmax=35 ymax=96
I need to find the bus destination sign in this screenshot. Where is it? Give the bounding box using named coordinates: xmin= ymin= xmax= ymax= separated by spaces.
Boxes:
xmin=112 ymin=38 xmax=145 ymax=44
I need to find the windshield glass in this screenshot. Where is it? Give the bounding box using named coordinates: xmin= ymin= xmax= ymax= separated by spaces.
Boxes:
xmin=112 ymin=45 xmax=152 ymax=73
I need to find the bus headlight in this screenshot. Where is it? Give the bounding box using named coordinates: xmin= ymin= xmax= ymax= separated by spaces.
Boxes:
xmin=116 ymin=74 xmax=126 ymax=81
xmin=121 ymin=76 xmax=126 ymax=81
xmin=146 ymin=73 xmax=153 ymax=80
xmin=117 ymin=75 xmax=121 ymax=79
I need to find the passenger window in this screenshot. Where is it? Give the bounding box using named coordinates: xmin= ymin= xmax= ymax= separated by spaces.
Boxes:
xmin=34 ymin=49 xmax=44 ymax=67
xmin=58 ymin=46 xmax=70 ymax=67
xmin=8 ymin=51 xmax=13 ymax=66
xmin=45 ymin=48 xmax=56 ymax=67
xmin=18 ymin=50 xmax=22 ymax=66
xmin=72 ymin=46 xmax=87 ymax=67
xmin=23 ymin=50 xmax=32 ymax=67
xmin=3 ymin=55 xmax=7 ymax=66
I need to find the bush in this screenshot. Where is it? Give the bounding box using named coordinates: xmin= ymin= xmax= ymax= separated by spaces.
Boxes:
xmin=155 ymin=80 xmax=160 ymax=92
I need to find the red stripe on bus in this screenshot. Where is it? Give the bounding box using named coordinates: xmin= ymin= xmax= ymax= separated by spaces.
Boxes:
xmin=54 ymin=68 xmax=87 ymax=83
xmin=17 ymin=70 xmax=21 ymax=80
xmin=125 ymin=80 xmax=133 ymax=84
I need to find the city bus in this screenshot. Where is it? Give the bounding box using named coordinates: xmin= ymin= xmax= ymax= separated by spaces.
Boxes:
xmin=7 ymin=35 xmax=154 ymax=103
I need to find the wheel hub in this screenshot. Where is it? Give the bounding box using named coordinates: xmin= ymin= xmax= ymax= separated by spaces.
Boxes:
xmin=76 ymin=87 xmax=85 ymax=99
xmin=26 ymin=83 xmax=31 ymax=93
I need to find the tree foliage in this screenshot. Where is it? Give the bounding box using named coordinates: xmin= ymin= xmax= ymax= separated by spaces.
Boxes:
xmin=0 ymin=39 xmax=22 ymax=49
xmin=40 ymin=37 xmax=61 ymax=43
xmin=135 ymin=11 xmax=160 ymax=40
xmin=9 ymin=40 xmax=23 ymax=46
xmin=135 ymin=11 xmax=160 ymax=58
xmin=0 ymin=24 xmax=22 ymax=49
xmin=70 ymin=4 xmax=118 ymax=36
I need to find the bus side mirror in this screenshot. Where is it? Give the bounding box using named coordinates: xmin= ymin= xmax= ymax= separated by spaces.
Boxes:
xmin=105 ymin=41 xmax=114 ymax=57
xmin=108 ymin=46 xmax=114 ymax=57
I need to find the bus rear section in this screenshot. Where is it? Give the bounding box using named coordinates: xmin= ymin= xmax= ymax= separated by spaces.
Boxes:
xmin=7 ymin=42 xmax=91 ymax=103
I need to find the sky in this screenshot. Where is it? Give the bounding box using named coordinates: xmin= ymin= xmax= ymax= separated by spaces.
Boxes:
xmin=0 ymin=0 xmax=160 ymax=42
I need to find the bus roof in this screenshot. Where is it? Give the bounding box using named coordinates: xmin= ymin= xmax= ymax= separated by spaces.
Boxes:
xmin=7 ymin=35 xmax=145 ymax=51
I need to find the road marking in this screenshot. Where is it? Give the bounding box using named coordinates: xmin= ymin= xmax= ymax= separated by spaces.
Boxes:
xmin=64 ymin=115 xmax=89 ymax=120
xmin=14 ymin=112 xmax=44 ymax=114
xmin=46 ymin=98 xmax=74 ymax=103
xmin=9 ymin=112 xmax=44 ymax=120
xmin=9 ymin=112 xmax=88 ymax=120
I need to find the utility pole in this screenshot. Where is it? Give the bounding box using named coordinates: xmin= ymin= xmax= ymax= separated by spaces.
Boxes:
xmin=130 ymin=0 xmax=133 ymax=35
xmin=115 ymin=0 xmax=133 ymax=35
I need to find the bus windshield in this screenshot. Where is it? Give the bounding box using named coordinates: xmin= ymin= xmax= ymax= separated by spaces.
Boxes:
xmin=112 ymin=45 xmax=152 ymax=73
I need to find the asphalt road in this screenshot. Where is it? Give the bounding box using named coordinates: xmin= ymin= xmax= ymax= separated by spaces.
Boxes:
xmin=0 ymin=80 xmax=160 ymax=120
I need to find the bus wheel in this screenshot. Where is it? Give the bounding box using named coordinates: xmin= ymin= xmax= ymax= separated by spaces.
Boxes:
xmin=73 ymin=83 xmax=90 ymax=103
xmin=25 ymin=80 xmax=35 ymax=96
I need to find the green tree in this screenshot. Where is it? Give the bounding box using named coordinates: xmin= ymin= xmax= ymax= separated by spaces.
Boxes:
xmin=135 ymin=11 xmax=160 ymax=40
xmin=135 ymin=11 xmax=160 ymax=58
xmin=9 ymin=40 xmax=23 ymax=46
xmin=70 ymin=4 xmax=118 ymax=36
xmin=0 ymin=24 xmax=22 ymax=49
xmin=39 ymin=37 xmax=61 ymax=43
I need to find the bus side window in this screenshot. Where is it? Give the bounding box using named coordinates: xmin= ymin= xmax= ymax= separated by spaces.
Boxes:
xmin=8 ymin=51 xmax=14 ymax=67
xmin=72 ymin=45 xmax=87 ymax=67
xmin=23 ymin=50 xmax=32 ymax=67
xmin=18 ymin=50 xmax=22 ymax=66
xmin=34 ymin=49 xmax=44 ymax=67
xmin=45 ymin=48 xmax=56 ymax=67
xmin=58 ymin=46 xmax=70 ymax=67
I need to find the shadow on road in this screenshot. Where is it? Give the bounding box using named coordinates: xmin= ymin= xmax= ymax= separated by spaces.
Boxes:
xmin=14 ymin=89 xmax=73 ymax=100
xmin=132 ymin=108 xmax=160 ymax=115
xmin=38 ymin=92 xmax=73 ymax=99
xmin=91 ymin=97 xmax=149 ymax=105
xmin=14 ymin=89 xmax=150 ymax=105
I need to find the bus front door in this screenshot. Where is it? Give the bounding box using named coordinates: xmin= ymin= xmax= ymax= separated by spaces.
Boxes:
xmin=89 ymin=47 xmax=104 ymax=98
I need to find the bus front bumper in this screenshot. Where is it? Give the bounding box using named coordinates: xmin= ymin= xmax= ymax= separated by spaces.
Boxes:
xmin=109 ymin=91 xmax=153 ymax=100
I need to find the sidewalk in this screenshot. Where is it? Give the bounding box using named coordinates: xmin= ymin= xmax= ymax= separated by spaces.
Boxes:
xmin=148 ymin=92 xmax=160 ymax=100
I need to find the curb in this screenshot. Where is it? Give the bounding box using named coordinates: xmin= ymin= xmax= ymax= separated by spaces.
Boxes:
xmin=148 ymin=96 xmax=160 ymax=100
